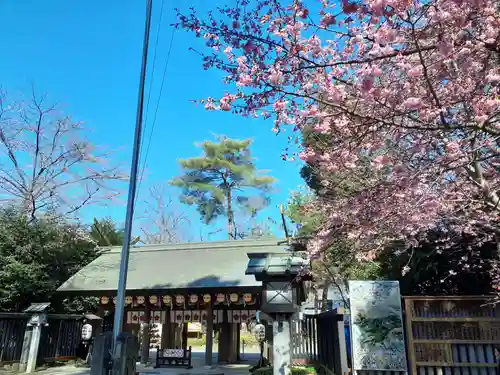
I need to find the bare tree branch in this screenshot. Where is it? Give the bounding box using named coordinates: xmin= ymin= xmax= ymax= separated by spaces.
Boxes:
xmin=0 ymin=88 xmax=126 ymax=219
xmin=138 ymin=183 xmax=191 ymax=244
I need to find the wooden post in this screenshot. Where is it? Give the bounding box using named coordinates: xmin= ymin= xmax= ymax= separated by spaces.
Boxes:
xmin=182 ymin=323 xmax=188 ymax=351
xmin=205 ymin=302 xmax=214 ymax=367
xmin=140 ymin=301 xmax=151 ymax=364
xmin=218 ymin=310 xmax=230 ymax=363
xmin=236 ymin=323 xmax=241 ymax=360
xmin=404 ymin=297 xmax=416 ymax=375
xmin=332 ymin=308 xmax=349 ymax=375
xmin=228 ymin=323 xmax=238 ymax=363
xmin=160 ymin=309 xmax=171 ymax=349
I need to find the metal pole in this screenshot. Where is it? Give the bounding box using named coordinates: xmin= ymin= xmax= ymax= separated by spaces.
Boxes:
xmin=112 ymin=0 xmax=153 ymax=343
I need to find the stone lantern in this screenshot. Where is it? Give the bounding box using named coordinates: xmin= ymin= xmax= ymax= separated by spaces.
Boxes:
xmin=245 ymin=252 xmax=308 ymax=375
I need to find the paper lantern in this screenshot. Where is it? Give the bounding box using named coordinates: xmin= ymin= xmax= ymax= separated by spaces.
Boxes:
xmin=112 ymin=297 xmax=117 ymax=305
xmin=101 ymin=296 xmax=109 ymax=305
xmin=229 ymin=293 xmax=239 ymax=303
xmin=175 ymin=295 xmax=185 ymax=305
xmin=203 ymin=294 xmax=211 ymax=303
xmin=162 ymin=295 xmax=172 ymax=305
xmin=216 ymin=293 xmax=225 ymax=303
xmin=136 ymin=296 xmax=145 ymax=305
xmin=149 ymin=296 xmax=158 ymax=304
xmin=243 ymin=293 xmax=252 ymax=303
xmin=189 ymin=294 xmax=199 ymax=304
xmin=125 ymin=296 xmax=133 ymax=305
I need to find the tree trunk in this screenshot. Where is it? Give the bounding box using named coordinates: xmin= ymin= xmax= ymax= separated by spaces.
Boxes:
xmin=320 ymin=286 xmax=328 ymax=312
xmin=227 ymin=188 xmax=234 ymax=240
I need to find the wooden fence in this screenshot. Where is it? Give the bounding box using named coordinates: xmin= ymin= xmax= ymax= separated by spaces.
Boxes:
xmin=0 ymin=315 xmax=28 ymax=363
xmin=404 ymin=296 xmax=500 ymax=375
xmin=0 ymin=313 xmax=85 ymax=364
xmin=291 ymin=309 xmax=349 ymax=375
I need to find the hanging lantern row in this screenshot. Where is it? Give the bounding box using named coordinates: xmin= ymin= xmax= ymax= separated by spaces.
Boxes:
xmin=101 ymin=293 xmax=256 ymax=306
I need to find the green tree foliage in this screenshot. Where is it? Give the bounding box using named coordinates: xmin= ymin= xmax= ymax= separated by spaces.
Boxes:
xmin=90 ymin=217 xmax=125 ymax=246
xmin=170 ymin=136 xmax=276 ymax=239
xmin=0 ymin=208 xmax=99 ymax=312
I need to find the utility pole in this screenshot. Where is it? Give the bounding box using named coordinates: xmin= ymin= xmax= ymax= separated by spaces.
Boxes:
xmin=112 ymin=0 xmax=153 ymax=344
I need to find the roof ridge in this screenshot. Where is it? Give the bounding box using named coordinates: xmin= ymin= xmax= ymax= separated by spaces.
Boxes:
xmin=102 ymin=238 xmax=287 ymax=253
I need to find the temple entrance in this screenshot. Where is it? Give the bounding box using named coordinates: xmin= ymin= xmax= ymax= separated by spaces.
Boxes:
xmin=56 ymin=239 xmax=290 ymax=366
xmin=99 ymin=293 xmax=259 ymax=364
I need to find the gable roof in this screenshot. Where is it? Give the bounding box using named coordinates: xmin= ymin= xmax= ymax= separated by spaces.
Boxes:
xmin=57 ymin=238 xmax=289 ymax=294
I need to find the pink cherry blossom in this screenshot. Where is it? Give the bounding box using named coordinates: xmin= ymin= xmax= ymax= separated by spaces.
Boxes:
xmin=175 ymin=0 xmax=500 ymax=262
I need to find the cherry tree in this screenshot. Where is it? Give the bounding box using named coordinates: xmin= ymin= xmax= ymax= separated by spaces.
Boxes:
xmin=138 ymin=184 xmax=191 ymax=244
xmin=0 ymin=88 xmax=125 ymax=219
xmin=176 ymin=0 xmax=500 ymax=258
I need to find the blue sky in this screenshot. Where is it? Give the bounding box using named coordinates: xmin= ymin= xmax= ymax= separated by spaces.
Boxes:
xmin=0 ymin=0 xmax=304 ymax=241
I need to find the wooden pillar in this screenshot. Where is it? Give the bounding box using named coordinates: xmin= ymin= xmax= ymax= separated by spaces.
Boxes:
xmin=218 ymin=310 xmax=230 ymax=363
xmin=160 ymin=309 xmax=171 ymax=349
xmin=182 ymin=323 xmax=188 ymax=350
xmin=174 ymin=323 xmax=182 ymax=348
xmin=236 ymin=323 xmax=241 ymax=360
xmin=140 ymin=301 xmax=151 ymax=364
xmin=228 ymin=323 xmax=238 ymax=363
xmin=205 ymin=301 xmax=214 ymax=367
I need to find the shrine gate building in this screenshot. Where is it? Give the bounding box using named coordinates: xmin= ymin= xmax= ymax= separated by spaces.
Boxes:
xmin=56 ymin=238 xmax=292 ymax=366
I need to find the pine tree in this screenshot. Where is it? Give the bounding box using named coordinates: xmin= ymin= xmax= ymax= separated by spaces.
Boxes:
xmin=90 ymin=217 xmax=124 ymax=246
xmin=170 ymin=136 xmax=276 ymax=239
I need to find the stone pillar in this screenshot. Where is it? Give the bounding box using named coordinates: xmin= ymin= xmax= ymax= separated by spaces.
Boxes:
xmin=205 ymin=302 xmax=214 ymax=368
xmin=18 ymin=325 xmax=33 ymax=372
xmin=140 ymin=303 xmax=151 ymax=364
xmin=26 ymin=323 xmax=42 ymax=373
xmin=272 ymin=316 xmax=291 ymax=375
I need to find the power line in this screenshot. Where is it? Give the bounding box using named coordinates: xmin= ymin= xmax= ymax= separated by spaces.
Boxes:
xmin=136 ymin=26 xmax=177 ymax=199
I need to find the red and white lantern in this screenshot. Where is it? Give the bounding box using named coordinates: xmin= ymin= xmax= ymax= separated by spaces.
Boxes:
xmin=216 ymin=293 xmax=225 ymax=303
xmin=136 ymin=296 xmax=145 ymax=305
xmin=162 ymin=295 xmax=172 ymax=305
xmin=175 ymin=295 xmax=185 ymax=305
xmin=189 ymin=294 xmax=199 ymax=304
